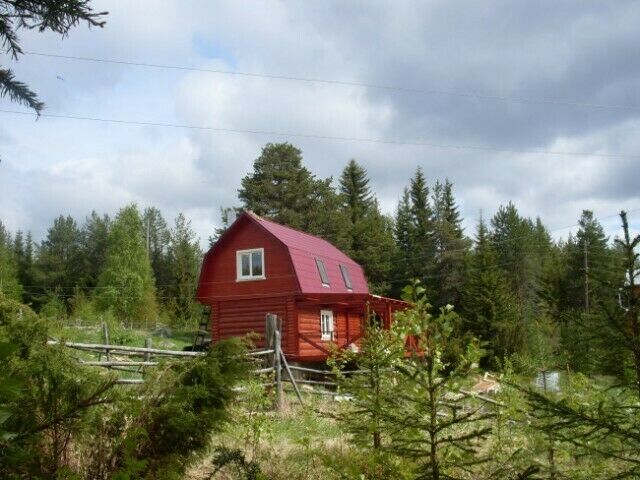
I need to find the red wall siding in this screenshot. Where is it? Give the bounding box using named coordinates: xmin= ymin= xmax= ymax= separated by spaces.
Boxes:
xmin=215 ymin=296 xmax=292 ymax=351
xmin=297 ymin=307 xmax=350 ymax=359
xmin=198 ymin=217 xmax=299 ymax=302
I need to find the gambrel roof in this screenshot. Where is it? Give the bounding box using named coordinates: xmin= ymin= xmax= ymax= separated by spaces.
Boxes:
xmin=204 ymin=211 xmax=369 ymax=295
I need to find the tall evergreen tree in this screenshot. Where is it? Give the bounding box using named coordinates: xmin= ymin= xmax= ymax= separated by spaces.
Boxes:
xmin=97 ymin=205 xmax=157 ymax=326
xmin=338 ymin=160 xmax=395 ymax=294
xmin=167 ymin=213 xmax=202 ymax=325
xmin=408 ymin=168 xmax=436 ymax=288
xmin=238 ymin=142 xmax=349 ymax=248
xmin=431 ymin=179 xmax=469 ymax=308
xmin=142 ymin=207 xmax=171 ymax=293
xmin=561 ymin=211 xmax=623 ymax=374
xmin=78 ymin=211 xmax=110 ymax=289
xmin=393 ymin=188 xmax=415 ymax=296
xmin=0 ymin=221 xmax=21 ymax=301
xmin=12 ymin=230 xmax=35 ymax=304
xmin=463 ymin=215 xmax=521 ymax=365
xmin=35 ymin=215 xmax=83 ymax=308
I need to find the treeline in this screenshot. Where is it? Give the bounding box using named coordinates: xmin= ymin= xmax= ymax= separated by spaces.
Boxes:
xmin=228 ymin=143 xmax=629 ymax=377
xmin=0 ymin=205 xmax=202 ymax=327
xmin=0 ymin=141 xmax=632 ymax=377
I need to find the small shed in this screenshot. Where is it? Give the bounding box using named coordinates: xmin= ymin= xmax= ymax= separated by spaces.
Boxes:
xmin=196 ymin=211 xmax=407 ymax=361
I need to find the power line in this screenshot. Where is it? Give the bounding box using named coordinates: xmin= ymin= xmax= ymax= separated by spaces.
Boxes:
xmin=24 ymin=51 xmax=640 ymax=112
xmin=0 ymin=108 xmax=637 ymax=160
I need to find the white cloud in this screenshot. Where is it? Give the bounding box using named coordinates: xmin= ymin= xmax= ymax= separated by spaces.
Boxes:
xmin=1 ymin=0 xmax=639 ymax=247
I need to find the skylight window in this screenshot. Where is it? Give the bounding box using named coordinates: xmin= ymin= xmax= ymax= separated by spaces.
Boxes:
xmin=339 ymin=264 xmax=352 ymax=290
xmin=315 ymin=258 xmax=330 ymax=286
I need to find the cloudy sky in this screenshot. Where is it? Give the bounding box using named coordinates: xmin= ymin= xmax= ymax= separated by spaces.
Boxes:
xmin=1 ymin=0 xmax=639 ymax=246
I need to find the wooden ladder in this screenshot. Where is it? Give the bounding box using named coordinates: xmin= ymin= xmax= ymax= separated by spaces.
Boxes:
xmin=192 ymin=307 xmax=211 ymax=351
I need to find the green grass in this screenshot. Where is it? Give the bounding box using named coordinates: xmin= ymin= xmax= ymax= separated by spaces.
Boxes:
xmin=50 ymin=322 xmax=198 ymax=351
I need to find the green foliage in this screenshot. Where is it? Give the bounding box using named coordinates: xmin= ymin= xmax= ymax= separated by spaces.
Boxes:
xmin=463 ymin=215 xmax=522 ymax=366
xmin=165 ymin=213 xmax=202 ymax=327
xmin=0 ymin=295 xmax=118 ymax=478
xmin=238 ymin=142 xmax=350 ymax=249
xmin=431 ymin=179 xmax=469 ymax=308
xmin=93 ymin=339 xmax=249 ymax=478
xmin=211 ymin=446 xmax=266 ymax=479
xmin=0 ymin=0 xmax=107 ymax=113
xmin=331 ymin=319 xmax=404 ymax=449
xmin=0 ymin=222 xmax=22 ymax=301
xmin=143 ymin=206 xmax=172 ymax=295
xmin=338 ymin=159 xmax=396 ymax=294
xmin=97 ymin=204 xmax=158 ymax=326
xmin=78 ymin=211 xmax=111 ymax=289
xmin=388 ymin=281 xmax=491 ymax=480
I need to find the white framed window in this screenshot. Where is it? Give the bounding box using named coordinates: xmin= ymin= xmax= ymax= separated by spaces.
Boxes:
xmin=320 ymin=309 xmax=334 ymax=341
xmin=236 ymin=248 xmax=265 ymax=281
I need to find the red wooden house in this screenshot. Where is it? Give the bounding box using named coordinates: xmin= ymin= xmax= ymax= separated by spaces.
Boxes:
xmin=196 ymin=211 xmax=407 ymax=362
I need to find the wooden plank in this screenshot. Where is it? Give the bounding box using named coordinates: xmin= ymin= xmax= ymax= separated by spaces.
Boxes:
xmin=82 ymin=361 xmax=158 ymax=367
xmin=47 ymin=340 xmax=203 ymax=357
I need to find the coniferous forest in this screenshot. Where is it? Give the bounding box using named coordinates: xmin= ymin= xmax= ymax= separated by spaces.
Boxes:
xmin=2 ymin=142 xmax=639 ymax=479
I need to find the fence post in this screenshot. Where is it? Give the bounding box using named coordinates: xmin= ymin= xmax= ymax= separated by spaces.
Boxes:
xmin=102 ymin=321 xmax=111 ymax=362
xmin=274 ymin=329 xmax=283 ymax=410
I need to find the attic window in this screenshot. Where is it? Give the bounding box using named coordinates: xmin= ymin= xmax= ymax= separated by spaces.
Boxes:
xmin=236 ymin=248 xmax=265 ymax=281
xmin=339 ymin=264 xmax=352 ymax=290
xmin=315 ymin=258 xmax=330 ymax=286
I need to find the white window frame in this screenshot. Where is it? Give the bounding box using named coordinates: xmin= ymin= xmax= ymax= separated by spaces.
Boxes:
xmin=236 ymin=248 xmax=265 ymax=281
xmin=320 ymin=309 xmax=334 ymax=341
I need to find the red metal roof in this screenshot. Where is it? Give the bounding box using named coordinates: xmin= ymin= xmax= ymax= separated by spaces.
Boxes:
xmin=246 ymin=212 xmax=370 ymax=295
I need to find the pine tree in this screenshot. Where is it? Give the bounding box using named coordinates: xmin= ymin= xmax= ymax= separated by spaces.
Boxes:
xmin=463 ymin=216 xmax=521 ymax=365
xmin=0 ymin=221 xmax=21 ymax=301
xmin=431 ymin=179 xmax=469 ymax=308
xmin=338 ymin=160 xmax=395 ymax=293
xmin=238 ymin=142 xmax=349 ymax=248
xmin=97 ymin=204 xmax=157 ymax=326
xmin=167 ymin=213 xmax=202 ymax=326
xmin=35 ymin=215 xmax=83 ymax=309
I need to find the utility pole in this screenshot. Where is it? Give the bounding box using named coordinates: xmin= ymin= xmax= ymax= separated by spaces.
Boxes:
xmin=584 ymin=239 xmax=590 ymax=315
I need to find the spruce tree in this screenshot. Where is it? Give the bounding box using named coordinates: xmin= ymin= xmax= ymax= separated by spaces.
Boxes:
xmin=338 ymin=160 xmax=395 ymax=293
xmin=393 ymin=187 xmax=415 ymax=296
xmin=97 ymin=204 xmax=157 ymax=326
xmin=561 ymin=211 xmax=623 ymax=374
xmin=142 ymin=206 xmax=171 ymax=294
xmin=167 ymin=213 xmax=202 ymax=326
xmin=490 ymin=202 xmax=538 ymax=307
xmin=463 ymin=216 xmax=521 ymax=366
xmin=0 ymin=221 xmax=21 ymax=301
xmin=431 ymin=179 xmax=469 ymax=308
xmin=408 ymin=168 xmax=436 ymax=286
xmin=389 ymin=281 xmax=491 ymax=479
